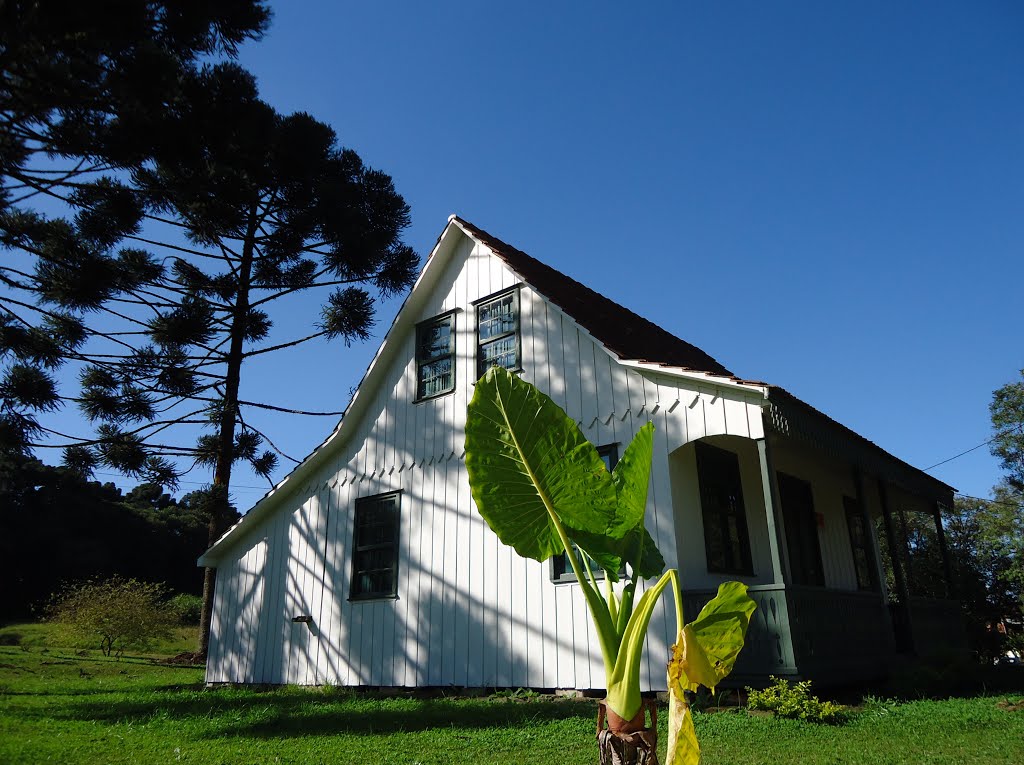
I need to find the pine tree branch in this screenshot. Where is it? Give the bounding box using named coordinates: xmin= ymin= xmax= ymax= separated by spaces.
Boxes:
xmin=5 ymin=159 xmax=98 ymax=204
xmin=108 ymin=293 xmax=181 ymax=314
xmin=237 ymin=399 xmax=346 ymax=416
xmin=236 ymin=412 xmax=301 ymax=465
xmin=125 ymin=233 xmax=228 ymax=262
xmin=0 ymin=264 xmax=41 ymax=286
xmin=95 ymin=303 xmax=154 ymax=329
xmin=247 ymin=272 xmax=380 ymax=308
xmin=242 ymin=330 xmax=328 ymax=358
xmin=31 ymin=421 xmax=205 ymax=452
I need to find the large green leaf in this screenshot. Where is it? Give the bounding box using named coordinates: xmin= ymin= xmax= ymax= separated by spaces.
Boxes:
xmin=565 ymin=527 xmax=623 ymax=580
xmin=625 ymin=524 xmax=666 ymax=580
xmin=572 ymin=515 xmax=665 ymax=584
xmin=568 ymin=422 xmax=665 ymax=581
xmin=664 ymin=582 xmax=755 ymax=765
xmin=465 ymin=366 xmax=616 ymax=562
xmin=610 ymin=421 xmax=654 ymax=537
xmin=665 ymin=691 xmax=700 ymax=765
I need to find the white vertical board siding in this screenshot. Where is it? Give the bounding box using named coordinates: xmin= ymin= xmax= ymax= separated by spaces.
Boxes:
xmin=206 ymin=234 xmax=768 ymax=691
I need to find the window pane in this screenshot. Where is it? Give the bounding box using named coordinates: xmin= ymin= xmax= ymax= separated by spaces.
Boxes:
xmin=844 ymin=498 xmax=876 ymax=591
xmin=418 ymin=320 xmax=452 ymax=362
xmin=696 ymin=443 xmax=753 ymax=575
xmin=416 ymin=314 xmax=454 ymax=398
xmin=778 ymin=473 xmax=825 ymax=587
xmin=418 ymin=357 xmax=453 ymax=398
xmin=481 ymin=335 xmax=517 ymax=370
xmin=478 ymin=294 xmax=515 ymax=340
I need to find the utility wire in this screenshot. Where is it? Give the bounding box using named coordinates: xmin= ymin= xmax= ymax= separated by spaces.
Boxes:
xmin=92 ymin=470 xmax=268 ymax=491
xmin=954 ymin=491 xmax=1023 ymax=509
xmin=922 ymin=437 xmax=998 ymax=472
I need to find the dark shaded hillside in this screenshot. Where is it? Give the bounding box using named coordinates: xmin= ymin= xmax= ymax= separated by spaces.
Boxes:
xmin=0 ymin=455 xmax=236 ymax=619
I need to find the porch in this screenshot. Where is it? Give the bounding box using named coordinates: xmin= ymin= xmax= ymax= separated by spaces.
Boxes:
xmin=682 ymin=586 xmax=967 ymax=686
xmin=671 ymin=388 xmax=968 ymax=686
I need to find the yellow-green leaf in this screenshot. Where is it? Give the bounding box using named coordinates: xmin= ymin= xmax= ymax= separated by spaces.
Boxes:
xmin=666 ymin=690 xmax=700 ymax=765
xmin=667 ymin=582 xmax=756 ymax=694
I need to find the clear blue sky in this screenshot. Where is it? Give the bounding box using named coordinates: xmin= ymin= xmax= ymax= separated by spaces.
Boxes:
xmin=62 ymin=2 xmax=1024 ymax=505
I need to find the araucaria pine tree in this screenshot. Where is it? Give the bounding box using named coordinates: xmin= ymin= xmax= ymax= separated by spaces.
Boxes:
xmin=3 ymin=15 xmax=418 ymax=653
xmin=1 ymin=0 xmax=271 ymax=455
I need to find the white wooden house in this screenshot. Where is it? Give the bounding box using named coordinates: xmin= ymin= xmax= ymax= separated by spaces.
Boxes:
xmin=199 ymin=216 xmax=965 ymax=690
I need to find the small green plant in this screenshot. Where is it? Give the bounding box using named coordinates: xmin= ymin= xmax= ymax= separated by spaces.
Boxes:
xmin=746 ymin=677 xmax=850 ymax=724
xmin=48 ymin=577 xmax=176 ymax=657
xmin=168 ymin=593 xmax=203 ymax=625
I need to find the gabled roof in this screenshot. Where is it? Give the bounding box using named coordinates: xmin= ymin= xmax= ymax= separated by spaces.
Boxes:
xmin=200 ymin=216 xmax=952 ymax=566
xmin=453 ymin=217 xmax=737 ymax=378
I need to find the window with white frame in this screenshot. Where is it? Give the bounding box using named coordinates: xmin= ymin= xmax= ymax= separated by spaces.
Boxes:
xmin=415 ymin=312 xmax=455 ymax=400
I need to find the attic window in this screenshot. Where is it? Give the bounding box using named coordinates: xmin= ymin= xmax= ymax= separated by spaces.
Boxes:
xmin=476 ymin=288 xmax=520 ymax=378
xmin=415 ymin=312 xmax=455 ymax=400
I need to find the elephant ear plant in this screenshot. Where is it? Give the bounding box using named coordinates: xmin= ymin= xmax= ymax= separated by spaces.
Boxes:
xmin=465 ymin=367 xmax=756 ymax=764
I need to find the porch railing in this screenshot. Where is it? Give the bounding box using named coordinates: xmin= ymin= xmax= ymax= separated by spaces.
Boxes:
xmin=682 ymin=585 xmax=797 ymax=679
xmin=683 ymin=585 xmax=893 ymax=684
xmin=786 ymin=586 xmax=894 ymax=681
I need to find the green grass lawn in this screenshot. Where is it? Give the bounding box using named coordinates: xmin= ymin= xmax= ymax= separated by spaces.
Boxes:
xmin=2 ymin=623 xmax=1023 ymax=765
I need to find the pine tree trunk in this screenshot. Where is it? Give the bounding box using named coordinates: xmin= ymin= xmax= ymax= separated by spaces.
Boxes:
xmin=198 ymin=206 xmax=258 ymax=659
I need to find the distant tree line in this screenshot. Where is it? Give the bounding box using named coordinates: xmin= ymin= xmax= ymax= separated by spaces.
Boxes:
xmin=0 ymin=452 xmax=236 ymax=621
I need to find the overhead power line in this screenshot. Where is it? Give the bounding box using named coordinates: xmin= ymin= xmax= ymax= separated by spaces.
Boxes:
xmin=953 ymin=492 xmax=1022 ymax=509
xmin=922 ymin=437 xmax=998 ymax=472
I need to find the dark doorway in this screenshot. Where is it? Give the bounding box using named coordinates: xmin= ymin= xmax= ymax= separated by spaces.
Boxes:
xmin=777 ymin=473 xmax=825 ymax=586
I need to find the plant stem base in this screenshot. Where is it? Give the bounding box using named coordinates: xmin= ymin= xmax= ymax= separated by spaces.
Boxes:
xmin=597 ymin=729 xmax=659 ymax=765
xmin=597 ymin=700 xmax=659 ymax=765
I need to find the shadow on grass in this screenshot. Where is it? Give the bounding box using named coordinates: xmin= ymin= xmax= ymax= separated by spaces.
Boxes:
xmin=1 ymin=680 xmax=207 ymax=698
xmin=51 ymin=690 xmax=596 ymax=738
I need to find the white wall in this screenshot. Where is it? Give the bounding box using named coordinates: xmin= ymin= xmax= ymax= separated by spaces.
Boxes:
xmin=207 ymin=231 xmax=767 ymax=689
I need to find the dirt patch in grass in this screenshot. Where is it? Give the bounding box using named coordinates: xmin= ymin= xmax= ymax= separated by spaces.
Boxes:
xmin=996 ymin=699 xmax=1024 ymax=712
xmin=158 ymin=651 xmax=205 ymax=667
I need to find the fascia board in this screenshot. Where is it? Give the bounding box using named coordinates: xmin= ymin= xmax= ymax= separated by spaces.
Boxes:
xmin=617 ymin=359 xmax=769 ymax=399
xmin=197 ymin=219 xmax=467 ymax=567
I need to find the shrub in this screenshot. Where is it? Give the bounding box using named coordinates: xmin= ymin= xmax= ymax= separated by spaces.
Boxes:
xmin=746 ymin=677 xmax=850 ymax=724
xmin=48 ymin=577 xmax=176 ymax=657
xmin=167 ymin=593 xmax=203 ymax=625
xmin=0 ymin=631 xmax=21 ymax=646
